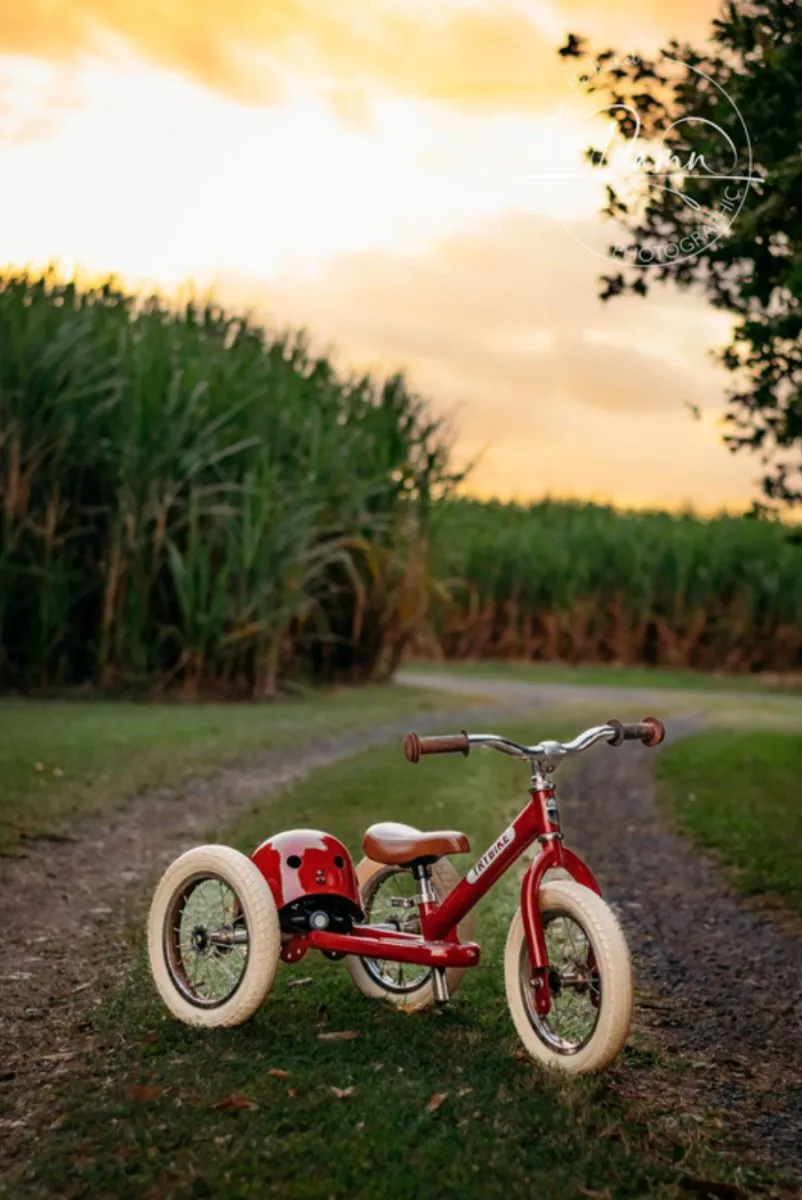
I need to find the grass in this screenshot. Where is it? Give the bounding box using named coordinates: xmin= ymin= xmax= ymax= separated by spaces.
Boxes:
xmin=3 ymin=718 xmax=766 ymax=1199
xmin=0 ymin=684 xmax=475 ymax=857
xmin=405 ymin=658 xmax=802 ymax=694
xmin=657 ymin=728 xmax=802 ymax=917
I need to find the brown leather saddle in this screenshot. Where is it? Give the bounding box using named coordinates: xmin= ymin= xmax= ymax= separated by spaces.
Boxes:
xmin=362 ymin=821 xmax=470 ymax=867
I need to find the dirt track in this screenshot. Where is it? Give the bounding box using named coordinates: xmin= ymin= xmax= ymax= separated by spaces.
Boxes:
xmin=402 ymin=671 xmax=802 ymax=1184
xmin=564 ymin=733 xmax=802 ymax=1179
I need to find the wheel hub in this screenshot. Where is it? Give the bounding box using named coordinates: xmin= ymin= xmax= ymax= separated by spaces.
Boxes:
xmin=191 ymin=924 xmax=210 ymax=953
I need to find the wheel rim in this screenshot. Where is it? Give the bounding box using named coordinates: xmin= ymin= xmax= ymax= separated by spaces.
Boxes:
xmin=519 ymin=908 xmax=601 ymax=1054
xmin=362 ymin=868 xmax=431 ymax=994
xmin=164 ymin=873 xmax=250 ymax=1008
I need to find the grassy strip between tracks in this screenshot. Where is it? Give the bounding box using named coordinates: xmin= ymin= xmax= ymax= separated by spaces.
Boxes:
xmin=2 ymin=718 xmax=774 ymax=1200
xmin=657 ymin=728 xmax=802 ymax=919
xmin=0 ymin=684 xmax=477 ymax=857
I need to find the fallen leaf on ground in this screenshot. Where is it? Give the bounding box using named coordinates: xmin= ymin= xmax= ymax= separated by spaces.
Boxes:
xmin=330 ymin=1086 xmax=355 ymax=1100
xmin=287 ymin=1088 xmax=298 ymax=1098
xmin=425 ymin=1093 xmax=447 ymax=1113
xmin=129 ymin=1085 xmax=161 ymax=1103
xmin=212 ymin=1093 xmax=258 ymax=1111
xmin=317 ymin=1031 xmax=358 ymax=1041
xmin=288 ymin=977 xmax=314 ymax=989
xmin=267 ymin=1068 xmax=290 ymax=1079
xmin=457 ymin=1087 xmax=473 ymax=1097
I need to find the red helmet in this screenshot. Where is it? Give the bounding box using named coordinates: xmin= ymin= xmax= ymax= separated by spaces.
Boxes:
xmin=251 ymin=830 xmax=362 ymax=933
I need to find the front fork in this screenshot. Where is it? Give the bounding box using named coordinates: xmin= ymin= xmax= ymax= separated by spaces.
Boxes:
xmin=521 ymin=778 xmax=602 ymax=1016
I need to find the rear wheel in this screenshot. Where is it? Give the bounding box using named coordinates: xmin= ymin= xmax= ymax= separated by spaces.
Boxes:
xmin=504 ymin=880 xmax=632 ymax=1073
xmin=346 ymin=857 xmax=473 ymax=1012
xmin=148 ymin=844 xmax=280 ymax=1027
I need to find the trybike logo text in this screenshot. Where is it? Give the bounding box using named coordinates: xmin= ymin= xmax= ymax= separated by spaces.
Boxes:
xmin=467 ymin=825 xmax=515 ymax=884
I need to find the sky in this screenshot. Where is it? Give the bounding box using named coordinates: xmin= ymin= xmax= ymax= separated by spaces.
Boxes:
xmin=0 ymin=0 xmax=761 ymax=511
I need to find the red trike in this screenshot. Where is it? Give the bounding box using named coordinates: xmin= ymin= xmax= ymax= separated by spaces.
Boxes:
xmin=148 ymin=716 xmax=664 ymax=1074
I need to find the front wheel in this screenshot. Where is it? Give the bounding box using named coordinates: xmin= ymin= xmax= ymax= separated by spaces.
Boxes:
xmin=148 ymin=844 xmax=281 ymax=1028
xmin=505 ymin=880 xmax=633 ymax=1074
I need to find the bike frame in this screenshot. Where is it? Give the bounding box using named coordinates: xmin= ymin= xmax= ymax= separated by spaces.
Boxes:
xmin=282 ymin=772 xmax=601 ymax=1016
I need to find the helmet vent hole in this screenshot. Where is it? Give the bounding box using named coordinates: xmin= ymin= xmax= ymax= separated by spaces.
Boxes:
xmin=333 ymin=855 xmax=345 ymax=869
xmin=287 ymin=854 xmax=302 ymax=868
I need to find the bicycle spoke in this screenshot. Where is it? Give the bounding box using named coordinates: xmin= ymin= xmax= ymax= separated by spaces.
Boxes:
xmin=166 ymin=875 xmax=249 ymax=1007
xmin=363 ymin=869 xmax=431 ymax=994
xmin=522 ymin=909 xmax=600 ymax=1053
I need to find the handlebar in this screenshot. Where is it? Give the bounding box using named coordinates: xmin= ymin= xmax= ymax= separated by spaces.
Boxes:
xmin=403 ymin=731 xmax=470 ymax=763
xmin=403 ymin=717 xmax=665 ymax=769
xmin=605 ymin=717 xmax=665 ymax=748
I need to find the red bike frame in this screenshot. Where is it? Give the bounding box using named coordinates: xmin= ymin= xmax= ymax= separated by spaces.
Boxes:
xmin=282 ymin=774 xmax=601 ymax=1016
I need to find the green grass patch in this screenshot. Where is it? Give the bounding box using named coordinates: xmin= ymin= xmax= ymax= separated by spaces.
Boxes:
xmin=406 ymin=658 xmax=802 ymax=694
xmin=6 ymin=718 xmax=763 ymax=1198
xmin=657 ymin=729 xmax=802 ymax=916
xmin=0 ymin=685 xmax=471 ymax=857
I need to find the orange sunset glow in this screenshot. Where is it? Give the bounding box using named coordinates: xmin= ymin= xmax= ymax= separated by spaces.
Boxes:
xmin=0 ymin=0 xmax=758 ymax=511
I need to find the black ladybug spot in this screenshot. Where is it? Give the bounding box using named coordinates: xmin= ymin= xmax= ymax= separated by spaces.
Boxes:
xmin=287 ymin=854 xmax=302 ymax=868
xmin=333 ymin=855 xmax=345 ymax=869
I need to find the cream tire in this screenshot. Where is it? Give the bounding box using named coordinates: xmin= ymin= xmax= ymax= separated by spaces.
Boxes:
xmin=148 ymin=844 xmax=281 ymax=1028
xmin=346 ymin=857 xmax=473 ymax=1012
xmin=504 ymin=880 xmax=633 ymax=1074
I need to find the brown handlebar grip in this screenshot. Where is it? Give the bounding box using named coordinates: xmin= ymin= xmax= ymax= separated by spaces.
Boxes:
xmin=606 ymin=717 xmax=665 ymax=748
xmin=403 ymin=731 xmax=470 ymax=764
xmin=640 ymin=716 xmax=665 ymax=747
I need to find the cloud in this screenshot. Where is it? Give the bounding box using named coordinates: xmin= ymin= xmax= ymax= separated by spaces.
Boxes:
xmin=219 ymin=210 xmax=725 ymax=413
xmin=0 ymin=2 xmax=562 ymax=109
xmin=0 ymin=0 xmax=721 ymax=110
xmin=207 ymin=208 xmax=755 ymax=508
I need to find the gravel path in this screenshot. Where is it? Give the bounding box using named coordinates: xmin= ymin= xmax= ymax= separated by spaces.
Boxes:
xmin=562 ymin=730 xmax=802 ymax=1181
xmin=402 ymin=670 xmax=802 ymax=1184
xmin=397 ymin=667 xmax=792 ymax=709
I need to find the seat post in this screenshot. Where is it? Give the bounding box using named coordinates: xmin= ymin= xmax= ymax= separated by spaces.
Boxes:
xmin=412 ymin=862 xmax=450 ymax=1004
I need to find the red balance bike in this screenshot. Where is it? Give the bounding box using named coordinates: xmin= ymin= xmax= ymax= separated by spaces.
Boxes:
xmin=148 ymin=716 xmax=664 ymax=1074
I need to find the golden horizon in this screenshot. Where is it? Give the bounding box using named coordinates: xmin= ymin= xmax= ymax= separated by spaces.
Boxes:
xmin=0 ymin=0 xmax=760 ymax=512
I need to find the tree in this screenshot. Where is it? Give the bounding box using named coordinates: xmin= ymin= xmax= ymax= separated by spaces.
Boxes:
xmin=561 ymin=0 xmax=802 ymax=507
